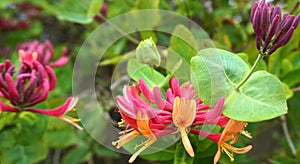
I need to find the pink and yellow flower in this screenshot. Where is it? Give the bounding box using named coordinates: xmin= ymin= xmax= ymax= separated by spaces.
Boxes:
xmin=113 ymin=77 xmax=230 ymax=162
xmin=213 ymin=119 xmax=252 ymax=164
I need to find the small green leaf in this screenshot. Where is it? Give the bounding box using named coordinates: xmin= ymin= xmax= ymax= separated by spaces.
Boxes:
xmin=127 ymin=59 xmax=165 ymax=89
xmin=169 ymin=24 xmax=198 ymax=62
xmin=283 ymin=83 xmax=294 ymax=100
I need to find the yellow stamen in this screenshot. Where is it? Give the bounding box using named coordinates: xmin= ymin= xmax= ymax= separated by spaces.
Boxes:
xmin=129 ymin=138 xmax=156 ymax=163
xmin=112 ymin=130 xmax=140 ymax=149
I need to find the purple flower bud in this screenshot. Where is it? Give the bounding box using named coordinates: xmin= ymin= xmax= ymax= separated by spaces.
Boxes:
xmin=263 ymin=15 xmax=280 ymax=52
xmin=250 ymin=0 xmax=300 ymax=55
xmin=250 ymin=1 xmax=258 ymax=22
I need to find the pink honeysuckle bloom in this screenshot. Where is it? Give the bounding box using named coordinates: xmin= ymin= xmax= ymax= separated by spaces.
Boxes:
xmin=18 ymin=40 xmax=69 ymax=67
xmin=250 ymin=0 xmax=300 ymax=55
xmin=113 ymin=77 xmax=229 ymax=163
xmin=0 ymin=60 xmax=81 ymax=130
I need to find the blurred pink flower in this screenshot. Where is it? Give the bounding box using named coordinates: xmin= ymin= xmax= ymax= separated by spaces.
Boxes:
xmin=0 ymin=2 xmax=41 ymax=30
xmin=18 ymin=40 xmax=69 ymax=67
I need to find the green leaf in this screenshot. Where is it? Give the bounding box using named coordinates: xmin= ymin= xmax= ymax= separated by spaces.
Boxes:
xmin=93 ymin=144 xmax=119 ymax=158
xmin=62 ymin=145 xmax=91 ymax=164
xmin=0 ymin=142 xmax=47 ymax=164
xmin=43 ymin=128 xmax=75 ymax=148
xmin=191 ymin=48 xmax=287 ymax=122
xmin=38 ymin=0 xmax=103 ymax=24
xmin=135 ymin=0 xmax=160 ymax=9
xmin=174 ymin=138 xmax=194 ymax=164
xmin=169 ymin=25 xmax=198 ymax=62
xmin=87 ymin=0 xmax=103 ymax=17
xmin=15 ymin=114 xmax=46 ymax=145
xmin=140 ymin=145 xmax=175 ymax=161
xmin=0 ymin=112 xmax=17 ymax=131
xmin=127 ymin=59 xmax=165 ymax=89
xmin=283 ymin=83 xmax=294 ymax=100
xmin=0 ymin=131 xmax=16 ymax=149
xmin=281 ymin=67 xmax=300 ymax=87
xmin=224 ymin=71 xmax=287 ymax=121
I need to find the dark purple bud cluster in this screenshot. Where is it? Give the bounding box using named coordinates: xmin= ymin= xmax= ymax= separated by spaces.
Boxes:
xmin=250 ymin=0 xmax=300 ymax=55
xmin=0 ymin=60 xmax=55 ymax=110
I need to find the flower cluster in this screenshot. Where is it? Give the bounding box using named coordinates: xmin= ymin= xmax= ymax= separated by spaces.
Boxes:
xmin=18 ymin=40 xmax=69 ymax=67
xmin=250 ymin=0 xmax=300 ymax=55
xmin=113 ymin=77 xmax=251 ymax=163
xmin=0 ymin=40 xmax=81 ymax=130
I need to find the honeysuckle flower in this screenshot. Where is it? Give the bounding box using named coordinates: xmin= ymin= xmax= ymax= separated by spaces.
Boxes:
xmin=0 ymin=60 xmax=53 ymax=108
xmin=250 ymin=0 xmax=300 ymax=55
xmin=113 ymin=77 xmax=229 ymax=162
xmin=28 ymin=97 xmax=82 ymax=130
xmin=0 ymin=60 xmax=81 ymax=129
xmin=213 ymin=119 xmax=252 ymax=164
xmin=18 ymin=40 xmax=69 ymax=67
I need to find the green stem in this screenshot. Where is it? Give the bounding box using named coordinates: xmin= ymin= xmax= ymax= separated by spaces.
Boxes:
xmin=235 ymin=53 xmax=264 ymax=91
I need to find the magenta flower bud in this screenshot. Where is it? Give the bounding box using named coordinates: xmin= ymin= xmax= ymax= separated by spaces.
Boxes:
xmin=251 ymin=0 xmax=300 ymax=55
xmin=18 ymin=40 xmax=69 ymax=67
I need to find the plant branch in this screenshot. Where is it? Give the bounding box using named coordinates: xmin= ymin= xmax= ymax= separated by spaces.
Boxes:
xmin=280 ymin=115 xmax=297 ymax=157
xmin=291 ymin=86 xmax=300 ymax=92
xmin=96 ymin=13 xmax=140 ymax=45
xmin=236 ymin=53 xmax=264 ymax=90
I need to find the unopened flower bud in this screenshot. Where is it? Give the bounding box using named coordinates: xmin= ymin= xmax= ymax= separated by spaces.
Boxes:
xmin=136 ymin=37 xmax=161 ymax=66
